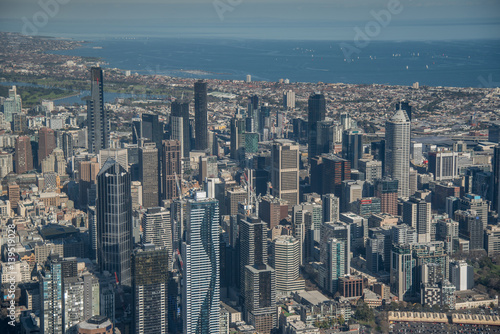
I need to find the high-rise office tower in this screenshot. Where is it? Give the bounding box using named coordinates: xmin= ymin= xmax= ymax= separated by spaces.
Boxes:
xmin=320 ymin=222 xmax=350 ymax=275
xmin=493 ymin=146 xmax=500 ymax=213
xmin=99 ymin=148 xmax=128 ymax=171
xmin=0 ymin=152 xmax=13 ymax=178
xmin=342 ymin=129 xmax=363 ymax=170
xmin=97 ymin=158 xmax=133 ymax=286
xmin=391 ymin=224 xmax=416 ymax=245
xmin=239 ymin=216 xmax=267 ymax=291
xmin=63 ymin=273 xmax=100 ymax=333
xmin=322 ymin=194 xmax=340 ymax=223
xmin=141 ymin=113 xmax=163 ymax=148
xmin=271 ymin=139 xmax=299 ymax=207
xmin=340 ymin=180 xmax=364 ymax=213
xmin=62 ymin=132 xmax=73 ymax=160
xmin=310 ymin=154 xmax=350 ymax=196
xmin=489 ymin=122 xmax=500 ymax=143
xmin=3 ymin=85 xmax=22 ymax=122
xmin=139 ymin=143 xmax=159 ymax=208
xmin=396 ymin=101 xmax=412 ymax=121
xmin=390 ymin=244 xmax=415 ymax=301
xmin=455 ymin=209 xmax=484 ymax=250
xmin=374 ymin=178 xmax=399 ymax=215
xmin=324 ymin=238 xmax=346 ymax=294
xmin=162 ymin=140 xmax=182 ymax=200
xmin=194 ymin=80 xmax=208 ymax=150
xmin=270 ymin=236 xmax=304 ymax=294
xmin=171 ymin=101 xmax=191 ymax=158
xmin=283 ymin=90 xmax=295 ymax=110
xmin=230 ymin=116 xmax=246 ymax=160
xmin=40 ymin=255 xmax=63 ymax=334
xmin=78 ymin=158 xmax=100 ymax=209
xmin=243 ymin=264 xmax=276 ymax=334
xmin=358 ymin=159 xmax=382 ymax=182
xmin=340 ymin=113 xmax=353 ymax=130
xmin=459 ymin=194 xmax=488 ymax=228
xmin=87 ymin=67 xmax=109 ymax=154
xmin=39 ymin=127 xmax=56 ymax=164
xmin=182 ymin=192 xmax=219 ymax=334
xmin=449 ymin=260 xmax=474 ymax=291
xmin=15 ymin=135 xmax=33 ymax=174
xmin=402 ymin=197 xmax=431 ymax=243
xmin=8 ymin=183 xmax=20 ymax=210
xmin=385 ymin=108 xmax=410 ymax=198
xmin=132 ymin=246 xmax=169 ymax=334
xmin=436 ymin=217 xmax=459 ymax=254
xmin=428 ymin=151 xmax=459 ymax=181
xmin=142 ymin=207 xmax=172 ymax=256
xmin=307 ymin=93 xmax=326 ymax=161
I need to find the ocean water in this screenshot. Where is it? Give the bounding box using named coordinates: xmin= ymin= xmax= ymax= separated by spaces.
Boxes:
xmin=49 ymin=38 xmax=500 ymax=88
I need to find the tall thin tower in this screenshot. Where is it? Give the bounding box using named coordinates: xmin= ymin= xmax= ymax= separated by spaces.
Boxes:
xmin=97 ymin=158 xmax=133 ymax=286
xmin=87 ymin=67 xmax=109 ymax=154
xmin=194 ymin=80 xmax=208 ymax=150
xmin=385 ymin=109 xmax=410 ymax=198
xmin=307 ymin=93 xmax=326 ymax=161
xmin=182 ymin=192 xmax=220 ymax=333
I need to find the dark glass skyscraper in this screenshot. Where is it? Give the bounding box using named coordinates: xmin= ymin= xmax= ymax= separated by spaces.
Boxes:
xmin=132 ymin=246 xmax=169 ymax=334
xmin=342 ymin=129 xmax=363 ymax=170
xmin=171 ymin=101 xmax=191 ymax=157
xmin=194 ymin=80 xmax=208 ymax=150
xmin=87 ymin=67 xmax=109 ymax=154
xmin=97 ymin=158 xmax=133 ymax=286
xmin=307 ymin=93 xmax=326 ymax=161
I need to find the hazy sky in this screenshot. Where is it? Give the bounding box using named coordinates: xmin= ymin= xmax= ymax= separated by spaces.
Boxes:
xmin=1 ymin=0 xmax=499 ymax=40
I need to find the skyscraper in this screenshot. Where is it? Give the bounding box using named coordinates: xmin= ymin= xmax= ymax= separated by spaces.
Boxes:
xmin=494 ymin=145 xmax=500 ymax=213
xmin=322 ymin=194 xmax=340 ymax=223
xmin=428 ymin=151 xmax=459 ymax=181
xmin=390 ymin=244 xmax=415 ymax=301
xmin=271 ymin=139 xmax=299 ymax=207
xmin=230 ymin=116 xmax=246 ymax=160
xmin=310 ymin=154 xmax=350 ymax=196
xmin=374 ymin=178 xmax=399 ymax=215
xmin=40 ymin=255 xmax=63 ymax=334
xmin=239 ymin=216 xmax=267 ymax=291
xmin=244 ymin=264 xmax=276 ymax=333
xmin=97 ymin=158 xmax=133 ymax=286
xmin=132 ymin=246 xmax=169 ymax=334
xmin=3 ymin=85 xmax=22 ymax=122
xmin=142 ymin=207 xmax=173 ymax=258
xmin=402 ymin=197 xmax=431 ymax=243
xmin=396 ymin=101 xmax=412 ymax=121
xmin=307 ymin=93 xmax=326 ymax=161
xmin=182 ymin=192 xmax=220 ymax=334
xmin=194 ymin=80 xmax=208 ymax=150
xmin=283 ymin=90 xmax=295 ymax=110
xmin=87 ymin=67 xmax=109 ymax=154
xmin=324 ymin=238 xmax=346 ymax=294
xmin=270 ymin=236 xmax=304 ymax=294
xmin=39 ymin=127 xmax=56 ymax=164
xmin=342 ymin=129 xmax=363 ymax=170
xmin=15 ymin=135 xmax=33 ymax=174
xmin=139 ymin=143 xmax=159 ymax=208
xmin=141 ymin=113 xmax=163 ymax=148
xmin=171 ymin=101 xmax=191 ymax=157
xmin=385 ymin=108 xmax=410 ymax=198
xmin=162 ymin=140 xmax=182 ymax=200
